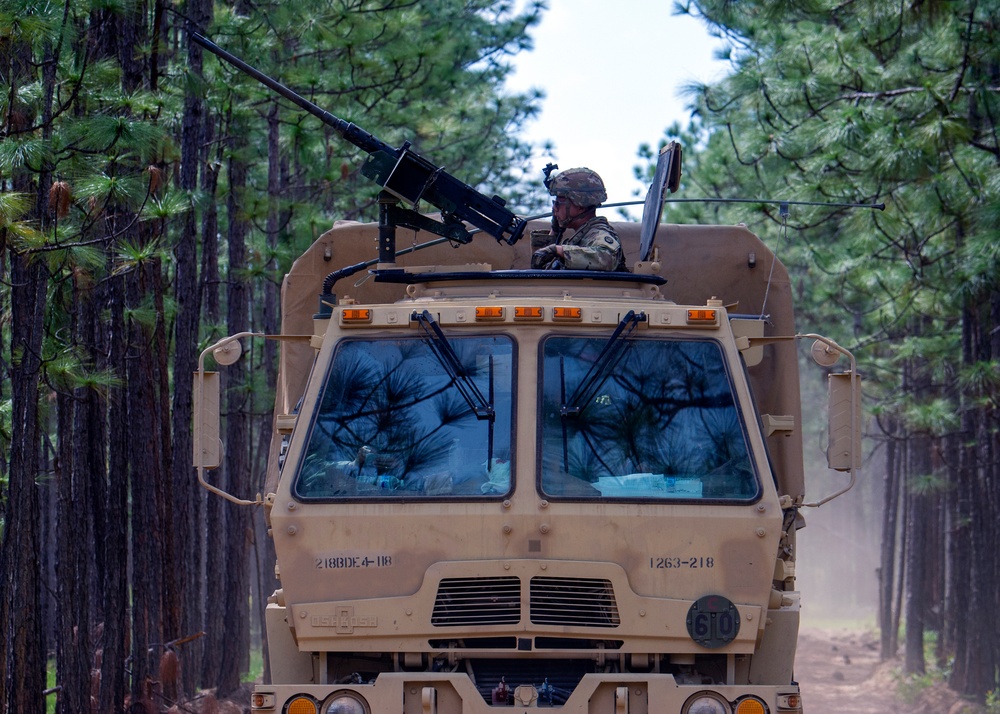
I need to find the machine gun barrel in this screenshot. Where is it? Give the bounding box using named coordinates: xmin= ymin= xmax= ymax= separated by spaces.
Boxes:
xmin=190 ymin=32 xmax=526 ymax=246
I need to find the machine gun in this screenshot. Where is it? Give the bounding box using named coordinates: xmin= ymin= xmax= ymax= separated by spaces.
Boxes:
xmin=190 ymin=32 xmax=528 ymax=263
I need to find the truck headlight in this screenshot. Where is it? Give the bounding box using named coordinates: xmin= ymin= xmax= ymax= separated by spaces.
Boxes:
xmin=683 ymin=691 xmax=731 ymax=714
xmin=323 ymin=691 xmax=369 ymax=714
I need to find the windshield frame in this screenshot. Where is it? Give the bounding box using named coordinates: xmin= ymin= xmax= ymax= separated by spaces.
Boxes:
xmin=535 ymin=333 xmax=762 ymax=504
xmin=291 ymin=331 xmax=517 ymax=503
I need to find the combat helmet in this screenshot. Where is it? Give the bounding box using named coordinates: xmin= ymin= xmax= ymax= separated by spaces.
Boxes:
xmin=548 ymin=167 xmax=607 ymax=208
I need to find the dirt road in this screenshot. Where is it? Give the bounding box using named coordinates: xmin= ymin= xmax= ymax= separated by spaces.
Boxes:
xmin=794 ymin=627 xmax=980 ymax=714
xmin=795 ymin=628 xmax=899 ymax=713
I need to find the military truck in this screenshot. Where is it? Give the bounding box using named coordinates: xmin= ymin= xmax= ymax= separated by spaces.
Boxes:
xmin=191 ymin=34 xmax=861 ymax=714
xmin=195 ymin=215 xmax=860 ymax=714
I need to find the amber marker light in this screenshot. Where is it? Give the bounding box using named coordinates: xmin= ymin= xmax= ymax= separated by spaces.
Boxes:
xmin=251 ymin=692 xmax=275 ymax=709
xmin=552 ymin=306 xmax=583 ymax=321
xmin=514 ymin=306 xmax=543 ymax=321
xmin=776 ymin=693 xmax=802 ymax=710
xmin=285 ymin=694 xmax=319 ymax=714
xmin=687 ymin=309 xmax=718 ymax=324
xmin=735 ymin=696 xmax=767 ymax=714
xmin=341 ymin=308 xmax=372 ymax=323
xmin=475 ymin=306 xmax=505 ymax=321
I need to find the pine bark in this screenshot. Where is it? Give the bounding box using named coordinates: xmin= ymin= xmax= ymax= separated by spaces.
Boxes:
xmin=54 ymin=288 xmax=93 ymax=714
xmin=1 ymin=250 xmax=49 ymax=714
xmin=194 ymin=109 xmax=222 ymax=691
xmin=1 ymin=27 xmax=53 ymax=714
xmin=126 ymin=255 xmax=164 ymax=710
xmin=950 ymin=290 xmax=1000 ymax=697
xmin=100 ymin=271 xmax=130 ymax=714
xmin=903 ymin=432 xmax=930 ymax=675
xmin=216 ymin=128 xmax=253 ymax=698
xmin=174 ymin=5 xmax=210 ymax=693
xmin=199 ymin=129 xmax=227 ymax=688
xmin=878 ymin=420 xmax=901 ymax=660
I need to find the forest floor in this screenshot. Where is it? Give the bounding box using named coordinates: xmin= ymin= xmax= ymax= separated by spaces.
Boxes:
xmin=796 ymin=626 xmax=983 ymax=714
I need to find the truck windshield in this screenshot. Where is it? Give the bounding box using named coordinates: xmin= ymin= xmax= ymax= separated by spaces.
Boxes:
xmin=294 ymin=335 xmax=514 ymax=500
xmin=539 ymin=336 xmax=759 ymax=501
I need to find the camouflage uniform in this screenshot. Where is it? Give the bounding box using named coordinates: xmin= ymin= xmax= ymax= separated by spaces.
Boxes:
xmin=536 ymin=167 xmax=626 ymax=271
xmin=556 ymin=216 xmax=625 ymax=271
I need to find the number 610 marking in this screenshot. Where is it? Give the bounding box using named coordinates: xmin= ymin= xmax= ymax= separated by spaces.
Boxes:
xmin=685 ymin=595 xmax=741 ymax=648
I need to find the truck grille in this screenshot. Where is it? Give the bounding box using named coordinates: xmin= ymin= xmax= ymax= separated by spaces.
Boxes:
xmin=530 ymin=577 xmax=620 ymax=628
xmin=431 ymin=577 xmax=521 ymax=626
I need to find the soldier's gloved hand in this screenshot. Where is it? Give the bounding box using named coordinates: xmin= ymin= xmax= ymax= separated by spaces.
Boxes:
xmin=532 ymin=244 xmax=560 ymax=269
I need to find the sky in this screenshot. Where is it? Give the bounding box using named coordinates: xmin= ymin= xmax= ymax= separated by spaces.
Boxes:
xmin=506 ymin=1 xmax=728 ymax=217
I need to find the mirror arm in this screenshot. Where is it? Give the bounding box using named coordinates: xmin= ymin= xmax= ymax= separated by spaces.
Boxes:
xmin=195 ymin=332 xmax=265 ymax=507
xmin=798 ymin=333 xmax=860 ymax=508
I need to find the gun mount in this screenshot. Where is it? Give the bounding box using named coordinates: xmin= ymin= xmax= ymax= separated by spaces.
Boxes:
xmin=190 ymin=32 xmax=528 ymax=264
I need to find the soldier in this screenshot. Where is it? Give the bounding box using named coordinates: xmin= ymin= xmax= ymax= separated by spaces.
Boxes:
xmin=531 ymin=167 xmax=626 ymax=271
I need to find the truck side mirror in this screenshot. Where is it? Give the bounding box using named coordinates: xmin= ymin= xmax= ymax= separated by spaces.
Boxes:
xmin=827 ymin=371 xmax=862 ymax=472
xmin=801 ymin=334 xmax=862 ymax=507
xmin=193 ymin=332 xmax=263 ymax=506
xmin=193 ymin=371 xmax=221 ymax=470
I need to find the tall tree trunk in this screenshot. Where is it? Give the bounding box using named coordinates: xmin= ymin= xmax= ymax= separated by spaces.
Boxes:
xmin=1 ymin=26 xmax=52 ymax=711
xmin=988 ymin=290 xmax=1000 ymax=698
xmin=904 ymin=431 xmax=930 ymax=675
xmin=950 ymin=289 xmax=1000 ymax=697
xmin=193 ymin=110 xmax=222 ymax=691
xmin=1 ymin=250 xmax=49 ymax=714
xmin=201 ymin=112 xmax=222 ymax=330
xmin=174 ymin=3 xmax=210 ymax=696
xmin=127 ymin=252 xmax=172 ymax=709
xmin=199 ymin=116 xmax=227 ymax=690
xmin=879 ymin=419 xmax=902 ymax=660
xmin=100 ymin=271 xmax=130 ymax=714
xmin=54 ymin=278 xmax=94 ymax=714
xmin=948 ymin=297 xmax=976 ymax=691
xmin=0 ymin=248 xmax=5 ymax=713
xmin=892 ymin=484 xmax=906 ymax=664
xmin=118 ymin=0 xmax=145 ymax=93
xmin=0 ymin=248 xmax=5 ymax=705
xmin=119 ymin=2 xmax=165 ymax=707
xmin=926 ymin=461 xmax=945 ymax=666
xmin=79 ymin=290 xmax=108 ymax=628
xmin=153 ymin=249 xmax=181 ymax=702
xmin=216 ymin=128 xmax=253 ymax=698
xmin=40 ymin=459 xmax=59 ymax=676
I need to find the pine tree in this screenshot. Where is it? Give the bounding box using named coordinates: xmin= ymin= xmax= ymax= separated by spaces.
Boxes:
xmin=1 ymin=0 xmax=545 ymax=707
xmin=664 ymin=0 xmax=1000 ymax=699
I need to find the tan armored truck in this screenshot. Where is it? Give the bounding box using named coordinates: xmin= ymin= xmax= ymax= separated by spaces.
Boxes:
xmin=195 ymin=216 xmax=860 ymax=714
xmin=190 ymin=36 xmax=861 ymax=714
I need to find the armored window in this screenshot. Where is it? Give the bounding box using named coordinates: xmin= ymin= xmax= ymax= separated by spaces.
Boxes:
xmin=538 ymin=336 xmax=759 ymax=501
xmin=294 ymin=335 xmax=514 ymax=500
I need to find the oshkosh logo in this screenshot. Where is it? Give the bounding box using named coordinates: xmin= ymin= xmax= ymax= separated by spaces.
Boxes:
xmin=311 ymin=606 xmax=378 ymax=634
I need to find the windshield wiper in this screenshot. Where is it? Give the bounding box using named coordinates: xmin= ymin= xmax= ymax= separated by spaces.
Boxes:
xmin=561 ymin=310 xmax=646 ymax=417
xmin=412 ymin=310 xmax=495 ymax=422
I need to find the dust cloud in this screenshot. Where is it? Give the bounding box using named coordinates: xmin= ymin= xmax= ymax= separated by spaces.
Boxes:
xmin=795 ymin=363 xmax=883 ymax=628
